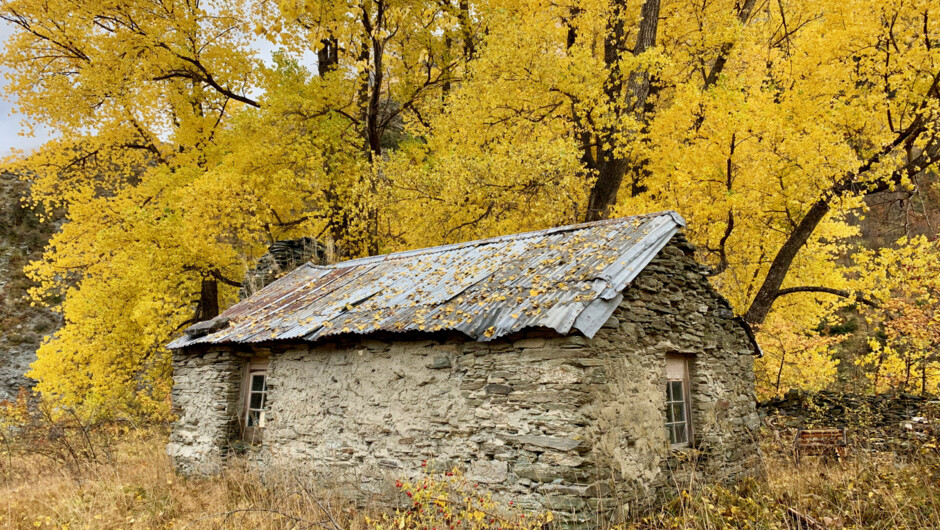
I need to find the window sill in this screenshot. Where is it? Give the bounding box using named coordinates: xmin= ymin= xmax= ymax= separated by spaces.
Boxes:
xmin=669 ymin=445 xmax=702 ymax=462
xmin=230 ymin=439 xmax=263 ymax=454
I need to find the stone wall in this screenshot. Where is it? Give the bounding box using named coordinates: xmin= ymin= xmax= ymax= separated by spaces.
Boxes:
xmin=759 ymin=390 xmax=938 ymax=428
xmin=167 ymin=349 xmax=244 ymax=474
xmin=0 ymin=172 xmax=61 ymax=401
xmin=240 ymin=237 xmax=328 ymax=299
xmin=589 ymin=241 xmax=760 ymax=506
xmin=168 ymin=237 xmax=760 ymax=526
xmin=760 ymin=390 xmax=940 ymax=453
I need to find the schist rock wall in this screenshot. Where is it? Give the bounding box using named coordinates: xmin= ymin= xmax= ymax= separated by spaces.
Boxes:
xmin=0 ymin=173 xmax=61 ymax=401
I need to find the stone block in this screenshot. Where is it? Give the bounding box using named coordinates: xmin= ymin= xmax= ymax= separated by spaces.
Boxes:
xmin=512 ymin=463 xmax=571 ymax=482
xmin=543 ymin=495 xmax=586 ymax=512
xmin=469 ymin=459 xmax=508 ymax=484
xmin=460 ymin=379 xmax=486 ymax=391
xmin=560 ymin=336 xmax=589 ymax=348
xmin=538 ymin=365 xmax=583 ymax=384
xmin=427 ymin=355 xmax=452 ymax=369
xmin=514 ymin=338 xmax=546 ymax=349
xmin=504 ymin=434 xmax=583 ymax=452
xmin=485 ymin=383 xmax=513 ymax=395
xmin=538 ymin=451 xmax=585 ymax=467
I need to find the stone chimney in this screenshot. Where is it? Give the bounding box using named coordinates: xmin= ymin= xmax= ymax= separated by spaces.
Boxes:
xmin=240 ymin=237 xmax=328 ymax=299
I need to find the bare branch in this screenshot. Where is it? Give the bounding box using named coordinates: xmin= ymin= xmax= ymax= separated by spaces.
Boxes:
xmin=773 ymin=286 xmax=881 ymax=308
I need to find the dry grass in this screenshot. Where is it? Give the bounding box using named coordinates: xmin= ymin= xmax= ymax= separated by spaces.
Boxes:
xmin=0 ymin=427 xmax=365 ymax=529
xmin=1 ymin=425 xmax=939 ymax=529
xmin=639 ymin=437 xmax=940 ymax=530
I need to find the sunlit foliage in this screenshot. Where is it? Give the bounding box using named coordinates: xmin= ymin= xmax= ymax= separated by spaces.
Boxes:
xmin=1 ymin=0 xmax=939 ymax=412
xmin=854 ymin=235 xmax=940 ymax=395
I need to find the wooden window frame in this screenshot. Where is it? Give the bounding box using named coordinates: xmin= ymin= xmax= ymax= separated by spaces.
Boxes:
xmin=665 ymin=355 xmax=693 ymax=448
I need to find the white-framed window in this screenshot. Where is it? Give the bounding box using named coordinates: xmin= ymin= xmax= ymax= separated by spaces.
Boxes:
xmin=665 ymin=355 xmax=692 ymax=447
xmin=245 ymin=369 xmax=268 ymax=428
xmin=241 ymin=361 xmax=269 ymax=442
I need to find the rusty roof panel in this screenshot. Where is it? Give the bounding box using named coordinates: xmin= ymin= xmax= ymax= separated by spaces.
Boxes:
xmin=167 ymin=211 xmax=686 ymax=349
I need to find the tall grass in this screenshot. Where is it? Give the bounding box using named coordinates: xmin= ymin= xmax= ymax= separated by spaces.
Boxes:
xmin=1 ymin=419 xmax=938 ymax=529
xmin=0 ymin=426 xmax=369 ymax=529
xmin=641 ymin=450 xmax=940 ymax=529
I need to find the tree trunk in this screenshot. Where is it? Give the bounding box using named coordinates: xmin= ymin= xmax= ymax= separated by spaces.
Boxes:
xmin=585 ymin=0 xmax=661 ymax=222
xmin=743 ymin=199 xmax=830 ymax=324
xmin=195 ymin=278 xmax=219 ymax=322
xmin=586 ymin=160 xmax=630 ymax=221
xmin=459 ymin=0 xmax=475 ymax=59
xmin=775 ymin=346 xmax=787 ymax=394
xmin=317 ymin=36 xmax=340 ymax=77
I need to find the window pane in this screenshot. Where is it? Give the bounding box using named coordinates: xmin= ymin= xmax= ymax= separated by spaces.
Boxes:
xmin=670 ymin=381 xmax=683 ymax=401
xmin=672 ymin=402 xmax=685 ymax=424
xmin=247 ymin=410 xmax=259 ymax=427
xmin=666 ymin=404 xmax=675 ymax=423
xmin=251 ymin=374 xmax=266 ymax=392
xmin=674 ymin=423 xmax=687 ymax=444
xmin=250 ymin=392 xmax=264 ymax=409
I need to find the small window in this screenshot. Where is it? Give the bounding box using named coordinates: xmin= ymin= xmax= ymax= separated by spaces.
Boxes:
xmin=241 ymin=361 xmax=269 ymax=443
xmin=245 ymin=370 xmax=268 ymax=428
xmin=665 ymin=356 xmax=692 ymax=447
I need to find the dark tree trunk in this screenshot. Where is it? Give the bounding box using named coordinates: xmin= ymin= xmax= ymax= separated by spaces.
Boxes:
xmin=459 ymin=0 xmax=475 ymax=59
xmin=585 ymin=0 xmax=661 ymax=222
xmin=356 ymin=0 xmax=386 ymax=161
xmin=743 ymin=199 xmax=830 ymax=324
xmin=586 ymin=160 xmax=630 ymax=221
xmin=317 ymin=36 xmax=340 ymax=77
xmin=366 ymin=37 xmax=385 ymax=159
xmin=195 ymin=277 xmax=219 ymax=322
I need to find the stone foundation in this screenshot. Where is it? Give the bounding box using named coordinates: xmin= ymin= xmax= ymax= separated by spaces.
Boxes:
xmin=168 ymin=238 xmax=760 ymax=525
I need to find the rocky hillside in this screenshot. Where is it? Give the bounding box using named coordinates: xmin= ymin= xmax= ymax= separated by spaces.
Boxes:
xmin=0 ymin=172 xmax=60 ymax=400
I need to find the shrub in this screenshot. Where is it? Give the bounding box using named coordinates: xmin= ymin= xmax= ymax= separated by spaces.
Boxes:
xmin=368 ymin=465 xmax=554 ymax=530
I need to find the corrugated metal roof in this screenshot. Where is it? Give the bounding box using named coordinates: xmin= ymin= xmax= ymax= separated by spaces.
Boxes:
xmin=167 ymin=211 xmax=686 ymax=349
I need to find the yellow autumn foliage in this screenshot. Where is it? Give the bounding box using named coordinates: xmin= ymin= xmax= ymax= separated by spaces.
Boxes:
xmin=0 ymin=0 xmax=938 ymax=414
xmin=853 ymin=235 xmax=940 ymax=395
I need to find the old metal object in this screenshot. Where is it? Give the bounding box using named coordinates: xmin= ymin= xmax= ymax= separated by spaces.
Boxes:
xmin=794 ymin=427 xmax=848 ymax=464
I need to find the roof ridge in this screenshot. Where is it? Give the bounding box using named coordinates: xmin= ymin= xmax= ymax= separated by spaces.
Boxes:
xmin=321 ymin=210 xmax=683 ymax=269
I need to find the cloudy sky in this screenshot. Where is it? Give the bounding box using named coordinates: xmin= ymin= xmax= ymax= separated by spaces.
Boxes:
xmin=1 ymin=21 xmax=54 ymax=155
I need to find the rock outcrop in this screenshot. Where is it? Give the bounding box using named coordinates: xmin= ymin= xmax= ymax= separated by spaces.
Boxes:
xmin=0 ymin=173 xmax=60 ymax=400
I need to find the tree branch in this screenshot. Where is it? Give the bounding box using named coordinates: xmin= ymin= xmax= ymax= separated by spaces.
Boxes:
xmin=744 ymin=74 xmax=940 ymax=324
xmin=708 ymin=209 xmax=734 ymax=275
xmin=210 ymin=270 xmax=243 ymax=288
xmin=703 ymin=0 xmax=759 ymax=88
xmin=773 ymin=286 xmax=881 ymax=308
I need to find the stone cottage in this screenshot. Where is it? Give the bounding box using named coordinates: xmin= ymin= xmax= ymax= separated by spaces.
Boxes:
xmin=166 ymin=211 xmax=761 ymax=525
